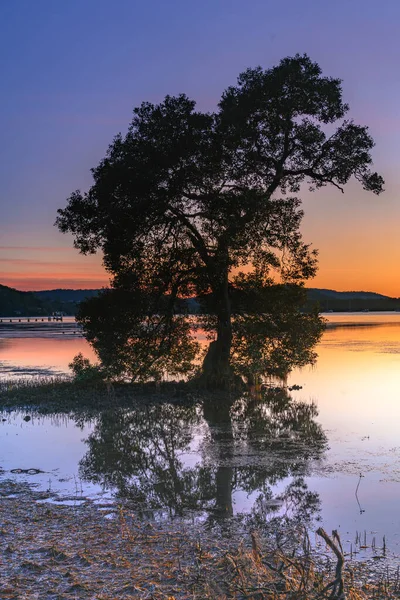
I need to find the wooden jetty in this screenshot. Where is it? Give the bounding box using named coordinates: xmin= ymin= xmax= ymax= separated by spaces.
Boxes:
xmin=0 ymin=316 xmax=64 ymax=323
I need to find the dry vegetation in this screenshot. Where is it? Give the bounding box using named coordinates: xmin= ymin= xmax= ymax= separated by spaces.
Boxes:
xmin=0 ymin=480 xmax=399 ymax=599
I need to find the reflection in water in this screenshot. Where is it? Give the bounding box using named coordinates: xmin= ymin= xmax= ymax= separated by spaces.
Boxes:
xmin=79 ymin=389 xmax=327 ymax=528
xmin=291 ymin=319 xmax=400 ymax=438
xmin=3 ymin=314 xmax=400 ymax=549
xmin=0 ymin=337 xmax=96 ymax=378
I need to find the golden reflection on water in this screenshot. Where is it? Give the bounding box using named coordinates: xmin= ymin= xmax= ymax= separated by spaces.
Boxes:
xmin=2 ymin=313 xmax=400 ymax=397
xmin=0 ymin=337 xmax=97 ymax=376
xmin=2 ymin=314 xmax=400 ymax=547
xmin=290 ymin=315 xmax=400 ymax=440
xmin=285 ymin=315 xmax=400 ymax=548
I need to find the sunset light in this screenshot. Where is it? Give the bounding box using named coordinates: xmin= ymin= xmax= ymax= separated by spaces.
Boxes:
xmin=2 ymin=3 xmax=400 ymax=597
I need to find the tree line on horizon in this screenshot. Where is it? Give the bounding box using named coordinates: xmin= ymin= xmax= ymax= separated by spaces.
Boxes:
xmin=0 ymin=284 xmax=100 ymax=317
xmin=2 ymin=283 xmax=398 ymax=319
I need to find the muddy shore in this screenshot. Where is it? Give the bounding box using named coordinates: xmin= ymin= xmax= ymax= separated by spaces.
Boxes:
xmin=0 ymin=479 xmax=399 ymax=599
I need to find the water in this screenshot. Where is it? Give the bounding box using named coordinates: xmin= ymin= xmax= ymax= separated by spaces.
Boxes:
xmin=0 ymin=317 xmax=96 ymax=376
xmin=1 ymin=313 xmax=400 ymax=558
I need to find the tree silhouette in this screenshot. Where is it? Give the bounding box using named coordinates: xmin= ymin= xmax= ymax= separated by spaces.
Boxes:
xmin=56 ymin=54 xmax=383 ymax=386
xmin=78 ymin=387 xmax=327 ymax=526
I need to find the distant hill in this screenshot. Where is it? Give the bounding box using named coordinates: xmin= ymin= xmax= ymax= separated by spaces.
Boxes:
xmin=307 ymin=288 xmax=387 ymax=300
xmin=34 ymin=289 xmax=101 ymax=303
xmin=305 ymin=288 xmax=400 ymax=312
xmin=0 ymin=284 xmax=53 ymax=317
xmin=1 ymin=284 xmax=400 ymax=316
xmin=0 ymin=285 xmax=101 ymax=317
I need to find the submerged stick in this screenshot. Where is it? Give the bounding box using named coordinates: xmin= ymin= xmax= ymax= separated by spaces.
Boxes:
xmin=355 ymin=473 xmax=365 ymax=514
xmin=316 ymin=527 xmax=346 ymax=599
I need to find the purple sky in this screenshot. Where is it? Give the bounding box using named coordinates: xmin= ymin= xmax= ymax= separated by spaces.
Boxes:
xmin=1 ymin=0 xmax=400 ymax=293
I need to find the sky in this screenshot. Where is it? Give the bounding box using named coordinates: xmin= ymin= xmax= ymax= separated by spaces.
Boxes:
xmin=1 ymin=0 xmax=400 ymax=295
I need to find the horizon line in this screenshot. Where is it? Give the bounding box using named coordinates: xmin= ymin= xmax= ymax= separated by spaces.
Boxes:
xmin=1 ymin=282 xmax=398 ymax=299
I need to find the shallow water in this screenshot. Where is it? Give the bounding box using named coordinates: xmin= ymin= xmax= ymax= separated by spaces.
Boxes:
xmin=1 ymin=313 xmax=400 ymax=560
xmin=0 ymin=318 xmax=96 ymax=376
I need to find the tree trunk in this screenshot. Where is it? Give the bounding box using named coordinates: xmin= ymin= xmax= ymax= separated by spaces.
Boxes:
xmin=201 ymin=319 xmax=232 ymax=385
xmin=203 ymin=398 xmax=234 ymax=516
xmin=200 ymin=268 xmax=234 ymax=388
xmin=215 ymin=466 xmax=234 ymax=516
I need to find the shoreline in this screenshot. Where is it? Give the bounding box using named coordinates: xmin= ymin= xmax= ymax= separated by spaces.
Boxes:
xmin=0 ymin=478 xmax=398 ymax=599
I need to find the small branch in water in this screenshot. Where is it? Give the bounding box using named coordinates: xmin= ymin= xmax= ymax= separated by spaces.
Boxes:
xmin=316 ymin=527 xmax=346 ymax=599
xmin=355 ymin=473 xmax=365 ymax=514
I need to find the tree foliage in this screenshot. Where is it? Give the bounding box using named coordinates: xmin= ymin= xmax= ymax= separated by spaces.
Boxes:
xmin=57 ymin=54 xmax=383 ymax=386
xmin=77 ymin=288 xmax=199 ymax=382
xmin=68 ymin=352 xmax=105 ymax=384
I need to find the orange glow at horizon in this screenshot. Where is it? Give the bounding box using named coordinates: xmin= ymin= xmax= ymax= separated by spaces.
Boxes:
xmin=0 ymin=245 xmax=109 ymax=291
xmin=2 ymin=259 xmax=399 ymax=296
xmin=2 ymin=179 xmax=400 ymax=300
xmin=3 ymin=276 xmax=110 ymax=292
xmin=2 ymin=272 xmax=110 ymax=291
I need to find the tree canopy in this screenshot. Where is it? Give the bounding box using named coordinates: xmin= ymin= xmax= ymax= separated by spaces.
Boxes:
xmin=56 ymin=54 xmax=383 ymax=387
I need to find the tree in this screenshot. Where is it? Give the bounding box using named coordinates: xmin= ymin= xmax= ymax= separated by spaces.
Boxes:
xmin=56 ymin=54 xmax=383 ymax=387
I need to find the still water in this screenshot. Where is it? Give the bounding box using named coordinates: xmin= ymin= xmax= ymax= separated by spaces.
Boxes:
xmin=1 ymin=313 xmax=400 ymax=557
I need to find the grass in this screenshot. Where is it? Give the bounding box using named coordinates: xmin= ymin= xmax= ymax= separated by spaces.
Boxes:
xmin=0 ymin=376 xmax=203 ymax=413
xmin=0 ymin=375 xmax=246 ymax=416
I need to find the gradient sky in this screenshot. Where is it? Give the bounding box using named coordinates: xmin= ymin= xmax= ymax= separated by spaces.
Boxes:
xmin=1 ymin=0 xmax=399 ymax=294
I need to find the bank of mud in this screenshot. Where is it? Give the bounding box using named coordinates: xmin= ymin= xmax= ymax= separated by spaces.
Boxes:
xmin=0 ymin=480 xmax=399 ymax=599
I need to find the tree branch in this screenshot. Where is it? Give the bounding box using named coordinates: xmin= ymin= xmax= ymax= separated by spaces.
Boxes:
xmin=167 ymin=207 xmax=212 ymax=267
xmin=283 ymin=168 xmax=345 ymax=192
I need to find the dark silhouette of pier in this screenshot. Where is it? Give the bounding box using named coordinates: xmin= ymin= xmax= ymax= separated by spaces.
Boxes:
xmin=0 ymin=316 xmax=64 ymax=323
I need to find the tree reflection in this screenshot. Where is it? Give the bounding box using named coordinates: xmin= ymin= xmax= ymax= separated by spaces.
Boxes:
xmin=79 ymin=387 xmax=327 ymax=527
xmin=79 ymin=403 xmax=210 ymax=513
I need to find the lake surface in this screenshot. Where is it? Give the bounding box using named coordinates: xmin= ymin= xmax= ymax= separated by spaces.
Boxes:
xmin=0 ymin=317 xmax=95 ymax=376
xmin=1 ymin=313 xmax=400 ymax=559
